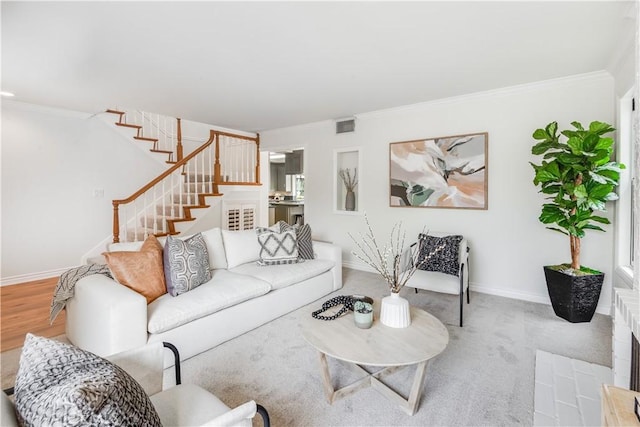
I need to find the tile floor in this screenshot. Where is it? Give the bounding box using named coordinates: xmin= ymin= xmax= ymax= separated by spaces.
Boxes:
xmin=534 ymin=350 xmax=612 ymax=426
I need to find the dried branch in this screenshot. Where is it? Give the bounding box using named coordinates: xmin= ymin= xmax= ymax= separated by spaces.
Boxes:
xmin=349 ymin=214 xmax=446 ymax=293
xmin=339 ymin=168 xmax=358 ymax=192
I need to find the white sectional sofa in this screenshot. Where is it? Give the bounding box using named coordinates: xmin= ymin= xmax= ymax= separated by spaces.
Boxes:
xmin=65 ymin=227 xmax=342 ymax=364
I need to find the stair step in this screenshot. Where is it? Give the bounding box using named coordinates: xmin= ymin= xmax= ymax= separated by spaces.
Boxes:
xmin=172 ymin=194 xmax=199 ymax=204
xmin=134 ymin=136 xmax=158 ymax=142
xmin=166 ymin=161 xmax=177 ymax=165
xmin=125 ymin=228 xmax=156 ymax=241
xmin=140 ymin=215 xmax=180 ymax=230
xmin=150 ymin=149 xmax=173 ymax=154
xmin=156 ymin=204 xmax=185 ymax=216
xmin=106 ymin=109 xmax=125 ymax=116
xmin=115 ymin=123 xmax=142 ymax=129
xmin=184 ymin=182 xmax=216 ymax=193
xmin=184 ymin=173 xmax=215 ymax=183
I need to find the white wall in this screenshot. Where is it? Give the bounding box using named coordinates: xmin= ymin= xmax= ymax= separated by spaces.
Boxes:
xmin=260 ymin=72 xmax=617 ymax=313
xmin=1 ymin=101 xmax=166 ymax=281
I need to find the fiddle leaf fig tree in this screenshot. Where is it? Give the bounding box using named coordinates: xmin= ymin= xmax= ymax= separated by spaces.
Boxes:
xmin=530 ymin=121 xmax=625 ymax=272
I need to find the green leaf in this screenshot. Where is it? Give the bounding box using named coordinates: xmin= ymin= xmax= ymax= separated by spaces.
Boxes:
xmin=541 ymin=185 xmax=561 ymax=195
xmin=583 ymin=133 xmax=600 ymax=152
xmin=605 ymin=192 xmax=619 ymax=201
xmin=595 ymin=137 xmax=614 ymax=151
xmin=546 ymin=227 xmax=568 ymax=235
xmin=532 ymin=129 xmax=548 ymax=140
xmin=574 ymin=184 xmax=587 ymax=199
xmin=532 ymin=141 xmax=553 ymax=155
xmin=589 ymin=215 xmax=610 ymax=224
xmin=539 ymin=205 xmax=565 ymax=224
xmin=570 ymin=121 xmax=585 ymax=131
xmin=596 ymin=162 xmax=624 ymax=173
xmin=567 ymin=136 xmax=583 ymax=154
xmin=556 ymin=153 xmax=582 ymax=164
xmin=582 ymin=224 xmax=605 ymax=232
xmin=588 ymin=121 xmax=614 ymax=134
xmin=588 ymin=182 xmax=614 ymax=200
xmin=545 ymin=122 xmax=558 ymax=137
xmin=588 ymin=172 xmax=608 ymax=184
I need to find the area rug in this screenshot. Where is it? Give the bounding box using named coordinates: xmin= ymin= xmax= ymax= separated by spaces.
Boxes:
xmin=1 ymin=268 xmax=611 ymax=426
xmin=169 ymin=268 xmax=611 ymax=426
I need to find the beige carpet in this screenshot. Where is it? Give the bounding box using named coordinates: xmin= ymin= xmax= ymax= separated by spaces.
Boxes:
xmin=1 ymin=268 xmax=611 ymax=426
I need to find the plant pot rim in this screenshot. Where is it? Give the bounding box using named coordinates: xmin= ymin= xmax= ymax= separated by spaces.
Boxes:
xmin=543 ymin=264 xmax=603 ymax=276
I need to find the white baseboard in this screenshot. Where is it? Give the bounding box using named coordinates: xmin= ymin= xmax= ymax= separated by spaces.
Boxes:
xmin=470 ymin=283 xmax=611 ymax=316
xmin=343 ymin=262 xmax=611 ymax=316
xmin=1 ymin=267 xmax=74 ymax=286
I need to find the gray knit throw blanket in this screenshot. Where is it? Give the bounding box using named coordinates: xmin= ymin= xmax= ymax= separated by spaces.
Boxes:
xmin=50 ymin=264 xmax=113 ymax=324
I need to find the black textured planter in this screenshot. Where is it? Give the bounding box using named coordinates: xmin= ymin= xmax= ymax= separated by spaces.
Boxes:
xmin=544 ymin=266 xmax=604 ymax=323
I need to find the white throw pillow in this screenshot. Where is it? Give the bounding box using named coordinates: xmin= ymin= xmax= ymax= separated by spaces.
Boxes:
xmin=201 ymin=228 xmax=228 ymax=270
xmin=221 ymin=229 xmax=261 ymax=268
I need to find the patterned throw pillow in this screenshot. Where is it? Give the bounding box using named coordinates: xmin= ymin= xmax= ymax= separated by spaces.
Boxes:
xmin=103 ymin=235 xmax=166 ymax=304
xmin=14 ymin=334 xmax=162 ymax=427
xmin=163 ymin=233 xmax=212 ymax=296
xmin=417 ymin=234 xmax=463 ymax=276
xmin=256 ymin=230 xmax=300 ymax=265
xmin=279 ymin=222 xmax=315 ymax=260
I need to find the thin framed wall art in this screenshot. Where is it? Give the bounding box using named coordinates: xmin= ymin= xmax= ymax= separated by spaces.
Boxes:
xmin=389 ymin=132 xmax=488 ymax=210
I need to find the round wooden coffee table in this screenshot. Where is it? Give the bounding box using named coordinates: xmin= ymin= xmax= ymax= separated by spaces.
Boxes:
xmin=301 ymin=298 xmax=449 ymax=415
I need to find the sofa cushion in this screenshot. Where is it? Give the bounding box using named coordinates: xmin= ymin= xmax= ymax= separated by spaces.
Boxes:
xmin=280 ymin=222 xmax=315 ymax=260
xmin=256 ymin=229 xmax=299 ymax=265
xmin=200 ymin=227 xmax=228 ymax=270
xmin=229 ymin=259 xmax=335 ymax=290
xmin=14 ymin=334 xmax=161 ymax=427
xmin=147 ymin=270 xmax=271 ymax=334
xmin=221 ymin=229 xmax=261 ymax=269
xmin=163 ymin=233 xmax=211 ymax=296
xmin=103 ymin=235 xmax=167 ymax=304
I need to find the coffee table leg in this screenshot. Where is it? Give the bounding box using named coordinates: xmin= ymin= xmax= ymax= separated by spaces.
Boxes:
xmin=318 ymin=352 xmax=336 ymax=403
xmin=406 ymin=360 xmax=429 ymax=415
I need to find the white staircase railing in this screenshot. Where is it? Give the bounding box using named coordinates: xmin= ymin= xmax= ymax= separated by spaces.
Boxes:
xmin=112 ymin=129 xmax=260 ymax=243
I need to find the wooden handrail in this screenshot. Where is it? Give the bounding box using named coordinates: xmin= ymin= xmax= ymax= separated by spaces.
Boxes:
xmin=112 ymin=129 xmax=260 ymax=243
xmin=113 ymin=130 xmax=216 ymax=206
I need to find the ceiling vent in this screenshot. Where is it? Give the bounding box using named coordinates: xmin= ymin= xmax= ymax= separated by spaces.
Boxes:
xmin=336 ymin=118 xmax=355 ymax=134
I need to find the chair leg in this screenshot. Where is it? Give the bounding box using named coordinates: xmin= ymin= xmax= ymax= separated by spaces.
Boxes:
xmin=414 ymin=288 xmax=418 ymax=294
xmin=257 ymin=404 xmax=271 ymax=427
xmin=459 ymin=291 xmax=464 ymax=327
xmin=467 ymin=288 xmax=470 ymax=304
xmin=459 ymin=268 xmax=465 ymax=327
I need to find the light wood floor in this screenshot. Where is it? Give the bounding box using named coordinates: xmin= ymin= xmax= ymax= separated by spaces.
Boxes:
xmin=1 ymin=277 xmax=65 ymax=351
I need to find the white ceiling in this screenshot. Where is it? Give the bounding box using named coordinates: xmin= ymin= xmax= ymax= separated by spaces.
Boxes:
xmin=1 ymin=1 xmax=635 ymax=132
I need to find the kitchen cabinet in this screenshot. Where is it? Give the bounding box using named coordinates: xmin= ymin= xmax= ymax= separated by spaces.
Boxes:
xmin=285 ymin=150 xmax=304 ymax=175
xmin=272 ymin=204 xmax=304 ymax=226
xmin=270 ymin=163 xmax=286 ymax=192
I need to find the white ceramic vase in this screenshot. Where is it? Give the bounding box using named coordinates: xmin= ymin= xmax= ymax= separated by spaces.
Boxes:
xmin=380 ymin=292 xmax=411 ymax=328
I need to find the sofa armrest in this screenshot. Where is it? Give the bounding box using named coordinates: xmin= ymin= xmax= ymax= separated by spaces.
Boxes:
xmin=65 ymin=274 xmax=148 ymax=357
xmin=313 ymin=241 xmax=342 ymax=290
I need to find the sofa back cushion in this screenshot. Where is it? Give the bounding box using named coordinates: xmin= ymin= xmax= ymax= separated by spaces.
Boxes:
xmin=221 ymin=229 xmax=261 ymax=268
xmin=200 ymin=227 xmax=228 ymax=270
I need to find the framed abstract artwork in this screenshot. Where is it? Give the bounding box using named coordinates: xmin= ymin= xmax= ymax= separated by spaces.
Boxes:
xmin=389 ymin=132 xmax=488 ymax=209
